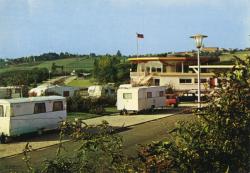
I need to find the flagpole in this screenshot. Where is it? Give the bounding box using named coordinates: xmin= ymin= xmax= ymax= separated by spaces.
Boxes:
xmin=136 ymin=33 xmax=139 ymax=58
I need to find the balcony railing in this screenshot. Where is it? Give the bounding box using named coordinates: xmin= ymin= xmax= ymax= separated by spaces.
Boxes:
xmin=130 ymin=71 xmax=214 ymax=77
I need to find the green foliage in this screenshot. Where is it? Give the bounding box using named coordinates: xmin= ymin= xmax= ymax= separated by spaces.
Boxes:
xmin=93 ymin=56 xmax=130 ymax=84
xmin=66 ymin=94 xmax=116 ymax=114
xmin=0 ymin=68 xmax=49 ymax=86
xmin=139 ymin=56 xmax=250 ymax=173
xmin=23 ymin=121 xmax=133 ymax=173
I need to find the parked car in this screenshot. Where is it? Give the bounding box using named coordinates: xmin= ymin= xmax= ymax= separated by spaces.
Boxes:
xmin=178 ymin=93 xmax=197 ymax=102
xmin=165 ymin=94 xmax=179 ymax=107
xmin=179 ymin=91 xmax=208 ymax=102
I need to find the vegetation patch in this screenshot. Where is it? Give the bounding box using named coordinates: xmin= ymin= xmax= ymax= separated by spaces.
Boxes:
xmin=66 ymin=79 xmax=94 ymax=87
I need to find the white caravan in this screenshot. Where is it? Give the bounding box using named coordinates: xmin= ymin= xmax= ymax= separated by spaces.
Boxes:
xmin=88 ymin=85 xmax=116 ymax=98
xmin=0 ymin=96 xmax=66 ymax=142
xmin=117 ymin=85 xmax=166 ymax=114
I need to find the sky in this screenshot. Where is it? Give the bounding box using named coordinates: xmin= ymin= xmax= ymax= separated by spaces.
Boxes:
xmin=0 ymin=0 xmax=249 ymax=58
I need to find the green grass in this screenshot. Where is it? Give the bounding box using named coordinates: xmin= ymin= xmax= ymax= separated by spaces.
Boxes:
xmin=66 ymin=79 xmax=95 ymax=87
xmin=0 ymin=57 xmax=95 ymax=74
xmin=67 ymin=107 xmax=118 ymax=121
xmin=67 ymin=112 xmax=101 ymax=121
xmin=219 ymin=51 xmax=250 ymax=62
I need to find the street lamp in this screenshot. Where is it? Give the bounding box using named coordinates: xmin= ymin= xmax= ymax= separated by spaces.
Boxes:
xmin=49 ymin=70 xmax=51 ymax=87
xmin=190 ymin=34 xmax=207 ymax=108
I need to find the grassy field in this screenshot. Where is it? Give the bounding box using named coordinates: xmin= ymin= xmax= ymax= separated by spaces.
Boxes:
xmin=219 ymin=51 xmax=250 ymax=62
xmin=67 ymin=107 xmax=118 ymax=121
xmin=66 ymin=78 xmax=95 ymax=87
xmin=0 ymin=57 xmax=94 ymax=74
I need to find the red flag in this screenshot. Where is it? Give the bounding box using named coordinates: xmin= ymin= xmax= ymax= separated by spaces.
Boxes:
xmin=137 ymin=33 xmax=144 ymax=38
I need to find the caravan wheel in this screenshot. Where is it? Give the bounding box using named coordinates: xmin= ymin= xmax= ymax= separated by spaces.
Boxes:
xmin=0 ymin=135 xmax=11 ymax=144
xmin=121 ymin=109 xmax=128 ymax=115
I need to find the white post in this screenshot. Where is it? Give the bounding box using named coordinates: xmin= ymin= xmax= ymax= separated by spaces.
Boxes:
xmin=136 ymin=36 xmax=139 ymax=58
xmin=181 ymin=62 xmax=184 ymax=73
xmin=197 ymin=48 xmax=201 ymax=108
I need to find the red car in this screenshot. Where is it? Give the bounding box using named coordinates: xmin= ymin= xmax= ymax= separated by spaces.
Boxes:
xmin=165 ymin=94 xmax=179 ymax=107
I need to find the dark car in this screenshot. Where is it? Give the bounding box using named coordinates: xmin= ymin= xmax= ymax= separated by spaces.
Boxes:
xmin=178 ymin=93 xmax=197 ymax=102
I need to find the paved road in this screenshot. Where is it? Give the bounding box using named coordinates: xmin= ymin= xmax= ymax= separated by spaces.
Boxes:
xmin=0 ymin=113 xmax=193 ymax=172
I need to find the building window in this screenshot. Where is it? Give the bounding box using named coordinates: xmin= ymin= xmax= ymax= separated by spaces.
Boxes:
xmin=183 ymin=64 xmax=189 ymax=73
xmin=0 ymin=105 xmax=4 ymax=117
xmin=154 ymin=79 xmax=160 ymax=86
xmin=34 ymin=103 xmax=46 ymax=114
xmin=53 ymin=101 xmax=63 ymax=111
xmin=176 ymin=63 xmax=182 ymax=72
xmin=151 ymin=67 xmax=156 ymax=72
xmin=179 ymin=78 xmax=192 ymax=84
xmin=159 ymin=91 xmax=164 ymax=97
xmin=123 ymin=93 xmax=132 ymax=99
xmin=156 ymin=68 xmax=161 ymax=72
xmin=147 ymin=92 xmax=152 ymax=98
xmin=195 ymin=79 xmax=207 ymax=83
xmin=63 ymin=91 xmax=70 ymax=97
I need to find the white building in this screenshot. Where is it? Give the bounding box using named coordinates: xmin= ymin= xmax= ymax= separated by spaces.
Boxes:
xmin=129 ymin=56 xmax=233 ymax=91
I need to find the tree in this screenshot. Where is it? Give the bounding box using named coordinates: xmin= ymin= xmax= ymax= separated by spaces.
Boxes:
xmin=93 ymin=56 xmax=129 ymax=84
xmin=116 ymin=50 xmax=122 ymax=57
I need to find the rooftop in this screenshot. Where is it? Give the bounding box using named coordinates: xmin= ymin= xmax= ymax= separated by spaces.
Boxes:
xmin=0 ymin=96 xmax=65 ymax=104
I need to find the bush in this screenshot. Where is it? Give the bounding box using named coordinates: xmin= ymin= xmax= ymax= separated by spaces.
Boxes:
xmin=66 ymin=95 xmax=116 ymax=114
xmin=23 ymin=121 xmax=133 ymax=173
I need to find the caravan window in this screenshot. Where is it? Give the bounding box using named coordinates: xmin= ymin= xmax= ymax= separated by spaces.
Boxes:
xmin=159 ymin=91 xmax=164 ymax=97
xmin=0 ymin=105 xmax=3 ymax=117
xmin=123 ymin=93 xmax=132 ymax=99
xmin=53 ymin=101 xmax=63 ymax=111
xmin=34 ymin=103 xmax=46 ymax=114
xmin=147 ymin=92 xmax=152 ymax=98
xmin=63 ymin=91 xmax=70 ymax=97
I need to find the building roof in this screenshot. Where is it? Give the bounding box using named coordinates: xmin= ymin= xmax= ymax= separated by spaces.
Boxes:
xmin=189 ymin=65 xmax=234 ymax=69
xmin=0 ymin=96 xmax=65 ymax=104
xmin=128 ymin=56 xmax=214 ymax=62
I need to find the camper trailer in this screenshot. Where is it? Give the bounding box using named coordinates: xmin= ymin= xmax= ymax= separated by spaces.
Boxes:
xmin=0 ymin=96 xmax=66 ymax=143
xmin=117 ymin=85 xmax=166 ymax=114
xmin=88 ymin=85 xmax=115 ymax=98
xmin=29 ymin=84 xmax=79 ymax=97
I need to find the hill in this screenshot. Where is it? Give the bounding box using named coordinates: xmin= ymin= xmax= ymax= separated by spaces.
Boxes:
xmin=219 ymin=50 xmax=250 ymax=63
xmin=0 ymin=57 xmax=95 ymax=74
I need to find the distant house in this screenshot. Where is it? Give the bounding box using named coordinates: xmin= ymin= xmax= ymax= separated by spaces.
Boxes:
xmin=129 ymin=55 xmax=233 ymax=91
xmin=202 ymin=47 xmax=219 ymax=53
xmin=29 ymin=84 xmax=79 ymax=97
xmin=0 ymin=86 xmax=22 ymax=99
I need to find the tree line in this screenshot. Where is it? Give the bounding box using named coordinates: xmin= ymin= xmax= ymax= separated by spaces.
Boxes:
xmin=0 ymin=68 xmax=49 ymax=86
